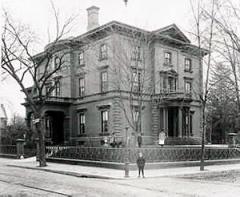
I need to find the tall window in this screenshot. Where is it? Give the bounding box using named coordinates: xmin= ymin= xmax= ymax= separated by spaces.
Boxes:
xmin=133 ymin=110 xmax=139 ymax=123
xmin=164 ymin=52 xmax=172 ymax=65
xmin=45 ymin=84 xmax=52 ymax=96
xmin=168 ymin=77 xmax=177 ymax=92
xmin=132 ymin=69 xmax=141 ymax=92
xmin=79 ymin=77 xmax=85 ymax=97
xmin=160 ymin=72 xmax=177 ymax=93
xmin=100 ymin=44 xmax=107 ymax=60
xmin=55 ymin=80 xmax=61 ymax=96
xmin=79 ymin=51 xmax=84 ymax=66
xmin=184 ymin=81 xmax=192 ymax=94
xmin=101 ymin=110 xmax=109 ymax=133
xmin=132 ymin=46 xmax=141 ymax=60
xmin=184 ymin=58 xmax=192 ymax=72
xmin=100 ymin=71 xmax=108 ymax=92
xmin=78 ymin=113 xmax=86 ymax=135
xmin=54 ymin=56 xmax=60 ymax=70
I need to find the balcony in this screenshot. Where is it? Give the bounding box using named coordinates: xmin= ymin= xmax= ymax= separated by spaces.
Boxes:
xmin=152 ymin=91 xmax=192 ymax=103
xmin=44 ymin=96 xmax=74 ymax=104
xmin=24 ymin=96 xmax=74 ymax=106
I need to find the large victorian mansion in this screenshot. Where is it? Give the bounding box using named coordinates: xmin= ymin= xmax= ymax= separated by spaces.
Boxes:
xmin=24 ymin=6 xmax=206 ymax=146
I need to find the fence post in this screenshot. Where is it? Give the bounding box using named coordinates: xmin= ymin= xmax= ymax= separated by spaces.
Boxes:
xmin=16 ymin=139 xmax=25 ymax=159
xmin=35 ymin=138 xmax=40 ymax=161
xmin=228 ymin=133 xmax=237 ymax=148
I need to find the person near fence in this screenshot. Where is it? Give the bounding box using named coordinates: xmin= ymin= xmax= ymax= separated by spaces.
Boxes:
xmin=159 ymin=130 xmax=166 ymax=147
xmin=136 ymin=152 xmax=145 ymax=178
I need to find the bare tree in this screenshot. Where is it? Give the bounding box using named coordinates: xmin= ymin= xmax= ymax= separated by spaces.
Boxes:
xmin=202 ymin=0 xmax=240 ymax=136
xmin=211 ymin=0 xmax=240 ymax=114
xmin=190 ymin=0 xmax=217 ymax=171
xmin=1 ymin=4 xmax=75 ymax=166
xmin=110 ymin=30 xmax=154 ymax=146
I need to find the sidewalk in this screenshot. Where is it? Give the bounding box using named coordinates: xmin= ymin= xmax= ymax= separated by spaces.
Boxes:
xmin=1 ymin=157 xmax=240 ymax=179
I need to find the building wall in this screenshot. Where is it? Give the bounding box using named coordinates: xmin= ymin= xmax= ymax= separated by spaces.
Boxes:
xmin=153 ymin=42 xmax=201 ymax=100
xmin=30 ymin=27 xmax=203 ymax=145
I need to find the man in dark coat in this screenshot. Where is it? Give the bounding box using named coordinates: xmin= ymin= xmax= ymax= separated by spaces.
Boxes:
xmin=136 ymin=152 xmax=145 ymax=178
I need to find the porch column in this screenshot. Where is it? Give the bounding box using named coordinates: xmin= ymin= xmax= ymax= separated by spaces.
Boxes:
xmin=64 ymin=115 xmax=70 ymax=144
xmin=165 ymin=108 xmax=168 ymax=134
xmin=187 ymin=109 xmax=191 ymax=137
xmin=163 ymin=108 xmax=168 ymax=134
xmin=178 ymin=107 xmax=182 ymax=137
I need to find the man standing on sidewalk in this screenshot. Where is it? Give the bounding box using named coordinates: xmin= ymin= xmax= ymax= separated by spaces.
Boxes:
xmin=136 ymin=152 xmax=145 ymax=178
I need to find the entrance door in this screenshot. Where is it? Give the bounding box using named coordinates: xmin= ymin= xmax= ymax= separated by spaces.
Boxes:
xmin=168 ymin=107 xmax=178 ymax=137
xmin=45 ymin=111 xmax=64 ymax=145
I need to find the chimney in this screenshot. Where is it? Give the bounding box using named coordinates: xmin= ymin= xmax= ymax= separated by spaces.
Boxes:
xmin=87 ymin=6 xmax=100 ymax=31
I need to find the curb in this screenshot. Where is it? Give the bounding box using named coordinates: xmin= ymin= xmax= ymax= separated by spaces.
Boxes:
xmin=47 ymin=157 xmax=240 ymax=170
xmin=7 ymin=164 xmax=122 ymax=180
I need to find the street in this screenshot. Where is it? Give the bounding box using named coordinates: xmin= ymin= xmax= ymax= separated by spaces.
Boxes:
xmin=1 ymin=160 xmax=240 ymax=196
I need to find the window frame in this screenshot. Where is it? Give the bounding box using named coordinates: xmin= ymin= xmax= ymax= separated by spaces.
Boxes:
xmin=168 ymin=76 xmax=177 ymax=92
xmin=184 ymin=80 xmax=192 ymax=94
xmin=54 ymin=56 xmax=61 ymax=70
xmin=78 ymin=113 xmax=86 ymax=135
xmin=55 ymin=80 xmax=61 ymax=96
xmin=99 ymin=44 xmax=108 ymax=60
xmin=160 ymin=72 xmax=178 ymax=93
xmin=79 ymin=76 xmax=85 ymax=97
xmin=132 ymin=69 xmax=142 ymax=92
xmin=101 ymin=110 xmax=109 ymax=133
xmin=132 ymin=46 xmax=141 ymax=61
xmin=164 ymin=52 xmax=172 ymax=65
xmin=100 ymin=70 xmax=108 ymax=93
xmin=184 ymin=58 xmax=192 ymax=72
xmin=78 ymin=51 xmax=85 ymax=66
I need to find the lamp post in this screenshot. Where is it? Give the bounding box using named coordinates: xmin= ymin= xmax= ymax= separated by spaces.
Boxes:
xmin=124 ymin=127 xmax=129 ymax=177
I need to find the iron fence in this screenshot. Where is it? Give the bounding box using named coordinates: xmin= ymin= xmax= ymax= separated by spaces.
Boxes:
xmin=46 ymin=146 xmax=240 ymax=163
xmin=0 ymin=145 xmax=17 ymax=155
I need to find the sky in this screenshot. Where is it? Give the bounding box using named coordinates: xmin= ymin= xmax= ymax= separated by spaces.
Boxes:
xmin=0 ymin=0 xmax=194 ymax=119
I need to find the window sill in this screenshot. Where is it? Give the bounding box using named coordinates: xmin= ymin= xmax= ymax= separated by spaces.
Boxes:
xmin=131 ymin=57 xmax=142 ymax=62
xmin=163 ymin=63 xmax=173 ymax=67
xmin=77 ymin=134 xmax=87 ymax=137
xmin=184 ymin=69 xmax=193 ymax=73
xmin=100 ymin=91 xmax=108 ymax=95
xmin=99 ymin=57 xmax=108 ymax=61
xmin=77 ymin=64 xmax=85 ymax=68
xmin=99 ymin=133 xmax=110 ymax=136
xmin=78 ymin=95 xmax=85 ymax=99
xmin=184 ymin=92 xmax=192 ymax=97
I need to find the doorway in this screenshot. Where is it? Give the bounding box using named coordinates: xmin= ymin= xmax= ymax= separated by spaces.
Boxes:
xmin=45 ymin=111 xmax=64 ymax=145
xmin=168 ymin=107 xmax=178 ymax=137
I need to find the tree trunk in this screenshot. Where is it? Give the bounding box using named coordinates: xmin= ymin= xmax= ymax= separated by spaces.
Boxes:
xmin=36 ymin=120 xmax=46 ymax=167
xmin=200 ymin=102 xmax=206 ymax=171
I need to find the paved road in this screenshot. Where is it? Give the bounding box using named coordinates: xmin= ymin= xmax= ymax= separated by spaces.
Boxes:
xmin=1 ymin=161 xmax=240 ymax=196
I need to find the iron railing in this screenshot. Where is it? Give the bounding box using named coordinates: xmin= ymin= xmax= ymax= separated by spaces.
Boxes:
xmin=0 ymin=145 xmax=17 ymax=155
xmin=46 ymin=145 xmax=240 ymax=163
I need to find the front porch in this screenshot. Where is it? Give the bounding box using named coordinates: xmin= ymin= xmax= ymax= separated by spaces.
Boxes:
xmin=159 ymin=106 xmax=193 ymax=138
xmin=151 ymin=93 xmax=195 ymax=143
